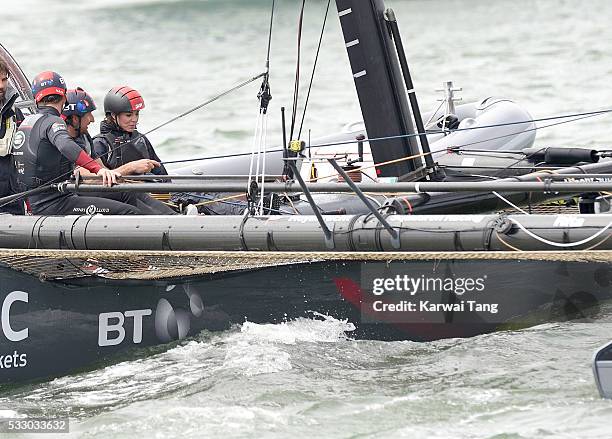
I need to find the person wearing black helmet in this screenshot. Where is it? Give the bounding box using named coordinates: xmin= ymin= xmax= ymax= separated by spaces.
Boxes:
xmin=92 ymin=86 xmax=168 ymax=176
xmin=63 ymin=87 xmax=176 ymax=215
xmin=13 ymin=71 xmax=143 ymax=215
xmin=0 ymin=59 xmax=25 ymax=214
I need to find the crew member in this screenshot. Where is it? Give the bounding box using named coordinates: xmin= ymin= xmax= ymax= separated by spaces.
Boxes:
xmin=63 ymin=87 xmax=175 ymax=215
xmin=14 ymin=71 xmax=141 ymax=215
xmin=0 ymin=59 xmax=24 ymax=214
xmin=92 ymin=86 xmax=168 ymax=175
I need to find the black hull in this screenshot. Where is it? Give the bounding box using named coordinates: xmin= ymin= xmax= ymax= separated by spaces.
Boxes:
xmin=1 ymin=255 xmax=611 ymax=385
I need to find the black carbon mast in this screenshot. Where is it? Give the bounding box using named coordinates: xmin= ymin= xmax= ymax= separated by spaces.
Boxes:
xmin=335 ymin=0 xmax=423 ymax=180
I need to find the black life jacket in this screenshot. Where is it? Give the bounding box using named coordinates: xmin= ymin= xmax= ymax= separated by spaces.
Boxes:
xmin=95 ymin=130 xmax=154 ymax=169
xmin=13 ymin=111 xmax=73 ymax=191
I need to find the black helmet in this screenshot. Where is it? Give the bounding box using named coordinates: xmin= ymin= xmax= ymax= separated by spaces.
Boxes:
xmin=104 ymin=86 xmax=145 ymax=114
xmin=62 ymin=87 xmax=96 ymax=118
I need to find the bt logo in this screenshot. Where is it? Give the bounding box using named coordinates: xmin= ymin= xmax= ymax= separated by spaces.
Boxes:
xmin=98 ymin=285 xmax=205 ymax=347
xmin=98 ymin=309 xmax=152 ymax=347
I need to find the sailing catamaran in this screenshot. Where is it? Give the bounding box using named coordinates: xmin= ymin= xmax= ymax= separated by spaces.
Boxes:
xmin=1 ymin=0 xmax=612 ymax=385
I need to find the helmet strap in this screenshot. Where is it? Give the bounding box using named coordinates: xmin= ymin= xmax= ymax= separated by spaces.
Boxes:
xmin=110 ymin=113 xmax=125 ymax=133
xmin=67 ymin=115 xmax=82 ymax=137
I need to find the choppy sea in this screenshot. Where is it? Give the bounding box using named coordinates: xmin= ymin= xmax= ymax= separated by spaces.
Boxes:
xmin=3 ymin=0 xmax=612 ymax=437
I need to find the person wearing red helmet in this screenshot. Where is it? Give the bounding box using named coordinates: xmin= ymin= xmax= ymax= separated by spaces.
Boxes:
xmin=63 ymin=87 xmax=175 ymax=215
xmin=13 ymin=71 xmax=143 ymax=215
xmin=92 ymin=86 xmax=168 ymax=176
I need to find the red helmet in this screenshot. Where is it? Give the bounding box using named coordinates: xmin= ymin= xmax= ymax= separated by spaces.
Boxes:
xmin=32 ymin=71 xmax=67 ymax=103
xmin=104 ymin=86 xmax=145 ymax=114
xmin=62 ymin=87 xmax=96 ymax=118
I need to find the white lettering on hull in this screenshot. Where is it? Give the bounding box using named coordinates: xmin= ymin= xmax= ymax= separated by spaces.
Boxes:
xmin=98 ymin=309 xmax=152 ymax=347
xmin=1 ymin=291 xmax=28 ymax=342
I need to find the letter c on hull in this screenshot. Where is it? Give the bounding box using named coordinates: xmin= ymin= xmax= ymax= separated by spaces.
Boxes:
xmin=2 ymin=291 xmax=29 ymax=342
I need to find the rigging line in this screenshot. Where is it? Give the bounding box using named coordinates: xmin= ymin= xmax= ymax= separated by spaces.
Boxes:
xmin=159 ymin=106 xmax=611 ymax=167
xmin=250 ymin=2 xmax=275 ymax=213
xmin=492 ymin=191 xmax=530 ymax=215
xmin=306 ymin=108 xmax=612 ymax=150
xmin=459 ymin=113 xmax=600 ymax=153
xmin=425 ymin=113 xmax=602 ymax=181
xmin=424 ymin=99 xmax=447 ymax=129
xmin=142 ymin=71 xmax=266 ymax=137
xmin=488 ymin=113 xmax=603 ymax=178
xmin=265 ymin=0 xmax=275 ymax=72
xmin=495 ymin=231 xmax=524 ymax=252
xmin=247 ymin=111 xmax=263 ymax=190
xmin=450 ymin=149 xmax=526 ymax=155
xmin=0 ymin=72 xmax=267 ymax=209
xmin=290 ymin=0 xmax=307 ymax=141
xmin=259 ymin=114 xmax=270 ymax=214
xmin=297 ymin=0 xmax=331 ymax=139
xmin=509 ymin=217 xmax=612 ymax=248
xmin=254 ymin=115 xmax=265 ymax=213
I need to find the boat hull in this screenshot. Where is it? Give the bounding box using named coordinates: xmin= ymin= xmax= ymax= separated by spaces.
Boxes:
xmin=1 ymin=254 xmax=610 ymax=385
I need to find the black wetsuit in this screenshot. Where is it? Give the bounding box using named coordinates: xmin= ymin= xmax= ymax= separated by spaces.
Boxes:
xmin=13 ymin=106 xmax=141 ymax=215
xmin=75 ymin=132 xmax=175 ymax=215
xmin=0 ymin=88 xmax=24 ymax=214
xmin=92 ymin=120 xmax=168 ymax=175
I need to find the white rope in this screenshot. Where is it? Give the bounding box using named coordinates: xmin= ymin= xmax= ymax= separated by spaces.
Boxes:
xmin=424 ymin=99 xmax=445 ymax=130
xmin=247 ymin=112 xmax=263 ymax=189
xmin=254 ymin=120 xmax=263 ymax=209
xmin=259 ymin=113 xmax=269 ymax=214
xmin=492 ymin=191 xmax=530 ymax=215
xmin=510 ymin=217 xmax=612 ymax=248
xmin=247 ymin=105 xmax=271 ymax=216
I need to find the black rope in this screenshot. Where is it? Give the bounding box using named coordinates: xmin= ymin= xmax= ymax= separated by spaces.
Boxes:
xmin=486 ymin=113 xmax=606 ymax=177
xmin=265 ymin=0 xmax=275 ymax=72
xmin=289 ymin=0 xmax=306 ymax=142
xmin=160 ymin=107 xmax=612 ymax=166
xmin=143 ymin=72 xmax=267 ymax=136
xmin=304 ymin=108 xmax=612 ymax=150
xmin=297 ymin=0 xmax=331 ymax=139
xmin=257 ymin=0 xmax=275 ymax=114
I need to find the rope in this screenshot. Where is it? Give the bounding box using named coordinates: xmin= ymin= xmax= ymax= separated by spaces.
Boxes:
xmin=492 ymin=191 xmax=530 ymax=215
xmin=259 ymin=113 xmax=270 ymax=214
xmin=289 ymin=0 xmax=307 ymax=142
xmin=3 ymin=249 xmax=612 ymax=281
xmin=265 ymin=0 xmax=275 ymax=73
xmin=509 ymin=217 xmax=612 ymax=248
xmin=308 ymin=151 xmax=431 ymax=182
xmin=298 ymin=0 xmax=331 ymax=139
xmin=3 ymin=249 xmax=612 ymax=260
xmin=160 ymin=107 xmax=612 ymax=167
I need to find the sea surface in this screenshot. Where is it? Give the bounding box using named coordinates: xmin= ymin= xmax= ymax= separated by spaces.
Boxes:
xmin=3 ymin=0 xmax=612 ymax=437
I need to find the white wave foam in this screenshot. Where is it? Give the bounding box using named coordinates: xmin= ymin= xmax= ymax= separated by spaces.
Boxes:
xmin=222 ymin=314 xmax=355 ymax=376
xmin=0 ymin=410 xmax=25 ymax=419
xmin=239 ymin=313 xmax=355 ymax=344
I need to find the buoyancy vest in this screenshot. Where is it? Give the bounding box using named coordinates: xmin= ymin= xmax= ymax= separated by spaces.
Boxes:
xmin=13 ymin=111 xmax=73 ymax=191
xmin=0 ymin=93 xmax=18 ymax=156
xmin=95 ymin=130 xmax=154 ymax=169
